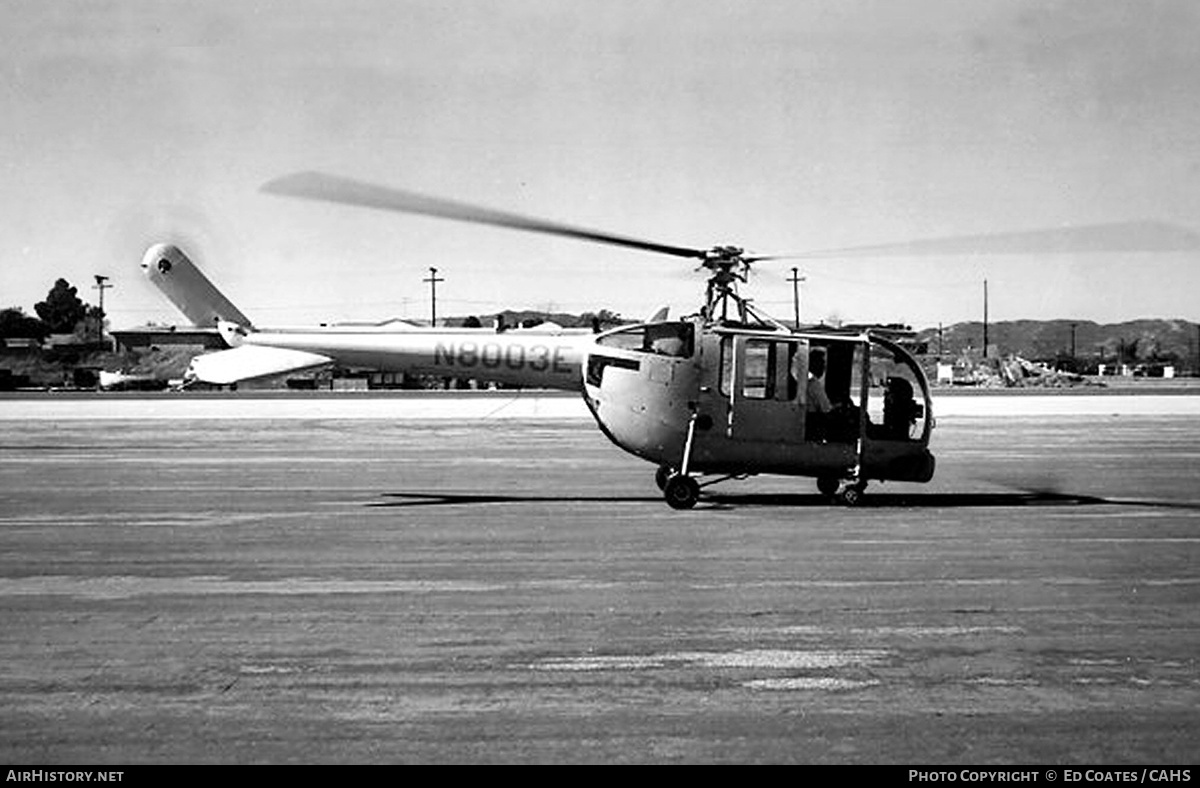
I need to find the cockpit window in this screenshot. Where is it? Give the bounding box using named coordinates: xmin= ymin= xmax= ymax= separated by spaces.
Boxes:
xmin=855 ymin=340 xmax=928 ymax=441
xmin=596 ymin=322 xmax=694 ymax=358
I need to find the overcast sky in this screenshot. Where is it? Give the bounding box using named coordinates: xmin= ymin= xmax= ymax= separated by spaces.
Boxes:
xmin=3 ymin=0 xmax=1198 ymax=329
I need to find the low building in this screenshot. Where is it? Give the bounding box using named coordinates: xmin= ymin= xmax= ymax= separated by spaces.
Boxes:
xmin=111 ymin=325 xmax=226 ymax=350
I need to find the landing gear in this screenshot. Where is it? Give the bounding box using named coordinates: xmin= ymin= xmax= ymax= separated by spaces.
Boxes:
xmin=663 ymin=474 xmax=700 ymax=510
xmin=836 ymin=481 xmax=867 ymax=507
xmin=661 ymin=409 xmax=702 ymax=509
xmin=816 ymin=476 xmax=867 ymax=505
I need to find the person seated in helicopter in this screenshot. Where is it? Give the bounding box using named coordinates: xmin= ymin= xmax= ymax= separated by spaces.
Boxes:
xmin=881 ymin=375 xmax=919 ymax=440
xmin=806 ymin=349 xmax=833 ymax=415
xmin=801 ymin=349 xmax=834 ymax=441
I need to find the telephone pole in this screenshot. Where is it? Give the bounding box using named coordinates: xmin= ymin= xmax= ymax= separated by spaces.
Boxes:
xmin=788 ymin=267 xmax=805 ymax=328
xmin=93 ymin=274 xmax=112 ymax=346
xmin=982 ymin=279 xmax=989 ymax=359
xmin=423 ymin=267 xmax=444 ymax=326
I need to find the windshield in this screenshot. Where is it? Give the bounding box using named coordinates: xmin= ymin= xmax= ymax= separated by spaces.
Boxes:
xmin=851 ymin=337 xmax=931 ymax=441
xmin=596 ymin=321 xmax=694 ymax=358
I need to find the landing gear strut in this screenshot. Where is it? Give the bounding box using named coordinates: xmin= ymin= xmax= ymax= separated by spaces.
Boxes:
xmin=661 ymin=409 xmax=702 ymax=509
xmin=655 ymin=464 xmax=673 ymax=491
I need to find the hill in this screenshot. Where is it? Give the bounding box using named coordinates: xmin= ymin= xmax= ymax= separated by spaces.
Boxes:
xmin=447 ymin=309 xmax=627 ymax=331
xmin=916 ymin=319 xmax=1197 ymax=370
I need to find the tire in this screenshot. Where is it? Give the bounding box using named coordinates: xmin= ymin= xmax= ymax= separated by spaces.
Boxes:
xmin=838 ymin=483 xmax=865 ymax=507
xmin=817 ymin=476 xmax=840 ymax=497
xmin=664 ymin=475 xmax=700 ymax=510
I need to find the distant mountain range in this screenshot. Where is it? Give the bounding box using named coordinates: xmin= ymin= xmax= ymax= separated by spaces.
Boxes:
xmin=915 ymin=319 xmax=1199 ymax=364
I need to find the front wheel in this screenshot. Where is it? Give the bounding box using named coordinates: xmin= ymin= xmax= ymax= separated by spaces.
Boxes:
xmin=664 ymin=475 xmax=700 ymax=510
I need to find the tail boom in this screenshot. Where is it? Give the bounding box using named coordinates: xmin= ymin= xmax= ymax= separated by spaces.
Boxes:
xmin=240 ymin=329 xmax=589 ymax=390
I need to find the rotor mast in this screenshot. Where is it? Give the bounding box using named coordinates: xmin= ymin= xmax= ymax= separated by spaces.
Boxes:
xmin=699 ymin=246 xmax=786 ymax=329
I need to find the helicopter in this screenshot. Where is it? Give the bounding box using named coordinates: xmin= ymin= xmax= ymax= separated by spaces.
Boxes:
xmin=144 ymin=172 xmax=1199 ymax=509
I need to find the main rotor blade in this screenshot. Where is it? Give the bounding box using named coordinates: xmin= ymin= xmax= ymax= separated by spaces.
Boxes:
xmin=755 ymin=221 xmax=1200 ymax=261
xmin=263 ymin=171 xmax=707 ymax=260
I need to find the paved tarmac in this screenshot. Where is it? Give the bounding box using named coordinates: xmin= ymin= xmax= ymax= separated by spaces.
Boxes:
xmin=1 ymin=394 xmax=1198 ymax=763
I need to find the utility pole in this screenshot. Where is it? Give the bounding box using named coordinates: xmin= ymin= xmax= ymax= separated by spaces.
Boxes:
xmin=93 ymin=274 xmax=112 ymax=346
xmin=423 ymin=267 xmax=444 ymax=327
xmin=788 ymin=267 xmax=805 ymax=329
xmin=1070 ymin=322 xmax=1078 ymax=360
xmin=982 ymin=279 xmax=989 ymax=359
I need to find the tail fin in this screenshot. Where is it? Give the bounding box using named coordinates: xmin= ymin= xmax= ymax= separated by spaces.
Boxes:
xmin=141 ymin=243 xmax=253 ymax=328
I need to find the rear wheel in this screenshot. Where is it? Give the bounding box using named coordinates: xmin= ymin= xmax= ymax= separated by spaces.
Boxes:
xmin=664 ymin=475 xmax=700 ymax=510
xmin=837 ymin=482 xmax=866 ymax=507
xmin=817 ymin=476 xmax=840 ymax=497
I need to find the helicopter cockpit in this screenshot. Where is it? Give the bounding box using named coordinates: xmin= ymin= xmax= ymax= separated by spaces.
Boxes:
xmin=586 ymin=319 xmax=696 ymax=391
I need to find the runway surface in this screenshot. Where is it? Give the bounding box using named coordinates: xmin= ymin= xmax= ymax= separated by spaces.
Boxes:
xmin=1 ymin=393 xmax=1198 ymax=763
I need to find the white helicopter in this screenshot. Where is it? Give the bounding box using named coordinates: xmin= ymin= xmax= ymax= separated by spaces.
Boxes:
xmin=144 ymin=172 xmax=1200 ymax=508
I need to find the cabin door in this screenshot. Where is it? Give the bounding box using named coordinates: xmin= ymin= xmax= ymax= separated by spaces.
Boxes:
xmin=724 ymin=335 xmax=805 ymax=443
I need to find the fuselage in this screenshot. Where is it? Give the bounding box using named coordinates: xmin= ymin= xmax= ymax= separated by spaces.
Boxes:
xmin=221 ymin=316 xmax=936 ymax=486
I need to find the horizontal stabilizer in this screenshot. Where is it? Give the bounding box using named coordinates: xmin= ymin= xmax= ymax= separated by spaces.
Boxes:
xmin=186 ymin=345 xmax=333 ymax=385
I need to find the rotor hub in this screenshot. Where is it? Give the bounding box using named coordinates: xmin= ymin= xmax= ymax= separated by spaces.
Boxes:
xmin=703 ymin=244 xmax=745 ymax=264
xmin=701 ymin=245 xmax=750 ymax=282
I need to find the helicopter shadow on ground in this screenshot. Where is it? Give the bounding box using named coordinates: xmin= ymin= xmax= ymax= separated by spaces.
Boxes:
xmin=369 ymin=490 xmax=1200 ymax=511
xmin=700 ymin=490 xmax=1200 ymax=511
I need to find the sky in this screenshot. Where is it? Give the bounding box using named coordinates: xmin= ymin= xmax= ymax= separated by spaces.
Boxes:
xmin=2 ymin=0 xmax=1199 ymax=330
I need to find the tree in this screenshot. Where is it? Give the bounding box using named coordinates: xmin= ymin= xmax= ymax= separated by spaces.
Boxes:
xmin=0 ymin=307 xmax=50 ymax=341
xmin=74 ymin=305 xmax=106 ymax=342
xmin=579 ymin=309 xmax=625 ymax=330
xmin=34 ymin=279 xmax=88 ymax=334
